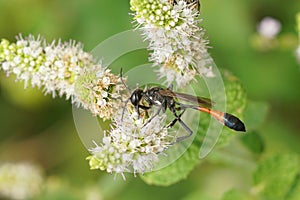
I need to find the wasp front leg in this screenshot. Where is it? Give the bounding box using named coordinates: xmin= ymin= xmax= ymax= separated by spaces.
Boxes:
xmin=135 ymin=104 xmax=151 ymax=118
xmin=142 ymin=99 xmax=167 ymax=128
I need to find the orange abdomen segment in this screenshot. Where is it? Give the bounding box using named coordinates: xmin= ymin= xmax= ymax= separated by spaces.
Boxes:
xmin=197 ymin=107 xmax=246 ymax=132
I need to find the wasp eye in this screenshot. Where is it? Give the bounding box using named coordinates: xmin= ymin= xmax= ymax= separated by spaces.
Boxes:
xmin=130 ymin=89 xmax=143 ymax=105
xmin=130 ymin=94 xmax=137 ymax=104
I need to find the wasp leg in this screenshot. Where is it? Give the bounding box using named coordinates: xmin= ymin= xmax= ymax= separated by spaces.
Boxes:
xmin=175 ymin=119 xmax=193 ymax=143
xmin=142 ymin=105 xmax=163 ymax=128
xmin=142 ymin=98 xmax=169 ymax=128
xmin=134 ymin=104 xmax=150 ymax=118
xmin=138 ymin=105 xmax=150 ymax=111
xmin=166 ymin=108 xmax=185 ymax=128
xmin=168 ymin=107 xmax=193 ymax=143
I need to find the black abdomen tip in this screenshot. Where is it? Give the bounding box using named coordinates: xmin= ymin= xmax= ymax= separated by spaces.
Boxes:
xmin=224 ymin=113 xmax=246 ymax=132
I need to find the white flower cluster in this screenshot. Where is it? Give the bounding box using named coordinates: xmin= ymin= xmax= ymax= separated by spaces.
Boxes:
xmin=75 ymin=68 xmax=126 ymax=120
xmin=0 ymin=35 xmax=124 ymax=120
xmin=257 ymin=17 xmax=281 ymax=39
xmin=87 ymin=108 xmax=173 ymax=177
xmin=0 ymin=34 xmax=175 ymax=178
xmin=0 ymin=35 xmax=90 ymax=99
xmin=131 ymin=0 xmax=214 ymax=87
xmin=0 ymin=163 xmax=44 ymax=200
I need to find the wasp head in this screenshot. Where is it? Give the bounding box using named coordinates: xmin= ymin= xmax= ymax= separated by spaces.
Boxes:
xmin=130 ymin=88 xmax=144 ymax=107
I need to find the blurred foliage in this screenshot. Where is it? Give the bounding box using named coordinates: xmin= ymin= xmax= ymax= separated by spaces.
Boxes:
xmin=253 ymin=153 xmax=300 ymax=199
xmin=0 ymin=0 xmax=300 ymax=200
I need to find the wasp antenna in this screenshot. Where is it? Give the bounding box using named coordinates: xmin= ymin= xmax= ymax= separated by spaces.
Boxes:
xmin=120 ymin=68 xmax=131 ymax=93
xmin=120 ymin=68 xmax=132 ymax=122
xmin=121 ymin=98 xmax=131 ymax=122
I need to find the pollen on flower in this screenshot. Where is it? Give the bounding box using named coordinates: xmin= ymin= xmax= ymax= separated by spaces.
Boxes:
xmin=130 ymin=0 xmax=214 ymax=87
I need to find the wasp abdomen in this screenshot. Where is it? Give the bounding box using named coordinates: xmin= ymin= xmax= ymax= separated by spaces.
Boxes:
xmin=224 ymin=113 xmax=246 ymax=132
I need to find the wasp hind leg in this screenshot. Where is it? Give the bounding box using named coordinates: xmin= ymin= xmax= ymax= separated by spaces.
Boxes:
xmin=167 ymin=108 xmax=193 ymax=143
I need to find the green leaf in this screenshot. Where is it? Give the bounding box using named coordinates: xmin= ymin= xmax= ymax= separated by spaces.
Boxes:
xmin=214 ymin=70 xmax=247 ymax=147
xmin=286 ymin=174 xmax=300 ymax=200
xmin=253 ymin=153 xmax=300 ymax=199
xmin=223 ymin=71 xmax=247 ymax=114
xmin=240 ymin=131 xmax=265 ymax=154
xmin=243 ymin=101 xmax=269 ymax=131
xmin=140 ymin=70 xmax=247 ymax=186
xmin=140 ymin=139 xmax=200 ymax=186
xmin=183 ymin=191 xmax=217 ymax=200
xmin=221 ymin=189 xmax=254 ymax=200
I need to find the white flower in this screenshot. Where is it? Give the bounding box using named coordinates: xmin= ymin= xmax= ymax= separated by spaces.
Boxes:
xmin=87 ymin=107 xmax=173 ymax=177
xmin=0 ymin=163 xmax=44 ymax=200
xmin=74 ymin=68 xmax=126 ymax=120
xmin=130 ymin=0 xmax=214 ymax=87
xmin=0 ymin=35 xmax=89 ymax=99
xmin=0 ymin=34 xmax=126 ymax=120
xmin=257 ymin=17 xmax=281 ymax=39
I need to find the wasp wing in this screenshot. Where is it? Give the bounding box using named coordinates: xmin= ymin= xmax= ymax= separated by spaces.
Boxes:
xmin=158 ymin=89 xmax=214 ymax=108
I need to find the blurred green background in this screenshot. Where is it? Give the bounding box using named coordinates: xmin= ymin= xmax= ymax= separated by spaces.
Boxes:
xmin=0 ymin=0 xmax=299 ymax=199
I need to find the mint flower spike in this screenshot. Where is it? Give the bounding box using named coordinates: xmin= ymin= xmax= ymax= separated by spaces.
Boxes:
xmin=0 ymin=34 xmax=126 ymax=120
xmin=0 ymin=34 xmax=90 ymax=99
xmin=87 ymin=107 xmax=173 ymax=178
xmin=0 ymin=162 xmax=44 ymax=200
xmin=130 ymin=0 xmax=215 ymax=87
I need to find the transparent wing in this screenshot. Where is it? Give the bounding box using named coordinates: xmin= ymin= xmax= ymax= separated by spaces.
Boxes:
xmin=158 ymin=89 xmax=214 ymax=108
